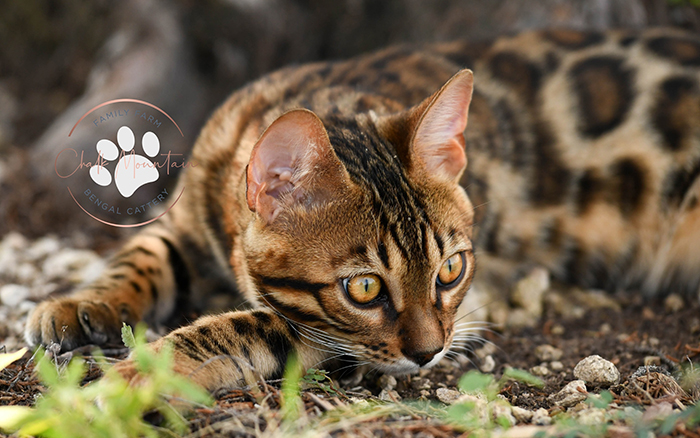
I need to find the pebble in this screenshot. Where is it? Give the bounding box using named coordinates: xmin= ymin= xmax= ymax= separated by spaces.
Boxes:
xmin=480 ymin=354 xmax=496 ymax=373
xmin=576 ymin=407 xmax=606 ymax=425
xmin=548 ymin=380 xmax=588 ymax=407
xmin=474 ymin=343 xmax=498 ymax=359
xmin=26 ymin=236 xmax=61 ymax=261
xmin=15 ymin=263 xmax=39 ymax=284
xmin=492 ymin=404 xmax=516 ymax=427
xmin=530 ymin=365 xmax=550 ymax=376
xmin=573 ymin=355 xmax=620 ymax=386
xmin=535 ymin=344 xmax=563 ymax=362
xmin=664 ymin=293 xmax=684 ymax=313
xmin=644 ymin=356 xmax=662 ymax=367
xmin=511 ymin=267 xmax=550 ymax=319
xmin=532 ymin=408 xmax=551 ymax=425
xmin=0 ymin=284 xmax=30 ymax=308
xmin=436 ymin=387 xmax=462 ymax=404
xmin=378 ymin=374 xmax=397 ymax=391
xmin=42 ymin=249 xmax=103 ymax=282
xmin=511 ymin=406 xmax=534 ymax=423
xmin=550 ymin=361 xmax=564 ymax=372
xmin=378 ymin=389 xmax=401 ymax=402
xmin=550 ymin=324 xmax=565 ymax=335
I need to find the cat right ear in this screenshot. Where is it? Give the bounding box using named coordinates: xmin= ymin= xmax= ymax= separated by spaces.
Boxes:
xmin=246 ymin=109 xmax=348 ymax=223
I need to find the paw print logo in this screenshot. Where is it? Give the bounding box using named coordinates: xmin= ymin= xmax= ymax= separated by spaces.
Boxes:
xmin=90 ymin=126 xmax=160 ymax=198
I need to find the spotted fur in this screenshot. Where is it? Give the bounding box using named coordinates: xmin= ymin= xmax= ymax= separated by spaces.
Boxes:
xmin=27 ymin=27 xmax=700 ymax=391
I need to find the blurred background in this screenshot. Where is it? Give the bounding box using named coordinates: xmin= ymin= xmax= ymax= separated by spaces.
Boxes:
xmin=1 ymin=0 xmax=699 ymax=248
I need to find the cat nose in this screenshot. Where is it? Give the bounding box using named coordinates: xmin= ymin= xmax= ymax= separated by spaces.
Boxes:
xmin=403 ymin=347 xmax=442 ymax=367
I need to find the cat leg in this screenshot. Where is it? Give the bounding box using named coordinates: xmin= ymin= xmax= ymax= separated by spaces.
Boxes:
xmin=25 ymin=224 xmax=189 ymax=352
xmin=112 ymin=308 xmax=329 ymax=391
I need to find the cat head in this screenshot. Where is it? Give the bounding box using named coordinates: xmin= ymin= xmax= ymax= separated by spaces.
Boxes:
xmin=243 ymin=70 xmax=476 ymax=374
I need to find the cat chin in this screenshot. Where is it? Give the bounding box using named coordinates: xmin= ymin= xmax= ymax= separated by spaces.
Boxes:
xmin=373 ymin=359 xmax=421 ymax=375
xmin=374 ymin=348 xmax=449 ymax=375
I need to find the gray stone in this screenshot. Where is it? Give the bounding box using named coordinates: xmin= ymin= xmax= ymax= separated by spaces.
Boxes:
xmin=377 ymin=374 xmax=397 ymax=391
xmin=532 ymin=408 xmax=551 ymax=425
xmin=436 ymin=388 xmax=462 ymax=404
xmin=550 ymin=361 xmax=564 ymax=372
xmin=548 ymin=379 xmax=588 ymax=407
xmin=664 ymin=293 xmax=684 ymax=313
xmin=530 ymin=365 xmax=550 ymax=376
xmin=535 ymin=344 xmax=563 ymax=362
xmin=0 ymin=284 xmax=30 ymax=308
xmin=26 ymin=236 xmax=61 ymax=261
xmin=511 ymin=406 xmax=534 ymax=423
xmin=378 ymin=389 xmax=401 ymax=402
xmin=480 ymin=355 xmax=496 ymax=373
xmin=511 ymin=268 xmax=550 ymax=319
xmin=573 ymin=355 xmax=620 ymax=386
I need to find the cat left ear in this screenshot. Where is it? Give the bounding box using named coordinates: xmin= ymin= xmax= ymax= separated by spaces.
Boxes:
xmin=246 ymin=109 xmax=347 ymax=223
xmin=407 ymin=69 xmax=474 ymax=183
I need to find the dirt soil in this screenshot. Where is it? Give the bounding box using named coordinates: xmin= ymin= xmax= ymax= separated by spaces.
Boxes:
xmin=2 ymin=286 xmax=699 ymax=437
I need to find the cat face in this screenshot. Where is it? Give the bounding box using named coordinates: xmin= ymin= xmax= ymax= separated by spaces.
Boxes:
xmin=243 ymin=70 xmax=475 ymax=373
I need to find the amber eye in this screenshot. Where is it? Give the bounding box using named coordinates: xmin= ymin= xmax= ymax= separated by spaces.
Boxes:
xmin=437 ymin=253 xmax=464 ymax=286
xmin=344 ymin=275 xmax=382 ymax=304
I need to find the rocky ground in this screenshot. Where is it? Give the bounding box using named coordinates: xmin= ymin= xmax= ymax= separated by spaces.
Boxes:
xmin=1 ymin=232 xmax=699 ymax=437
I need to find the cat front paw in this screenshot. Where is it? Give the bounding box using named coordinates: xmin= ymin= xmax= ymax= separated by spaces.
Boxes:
xmin=25 ymin=297 xmax=123 ymax=352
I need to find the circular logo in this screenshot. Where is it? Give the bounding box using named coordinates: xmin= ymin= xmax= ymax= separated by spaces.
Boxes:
xmin=55 ymin=99 xmax=194 ymax=227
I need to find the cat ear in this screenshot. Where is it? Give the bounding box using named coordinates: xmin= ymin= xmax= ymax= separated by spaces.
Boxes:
xmin=246 ymin=109 xmax=346 ymax=223
xmin=410 ymin=69 xmax=473 ymax=182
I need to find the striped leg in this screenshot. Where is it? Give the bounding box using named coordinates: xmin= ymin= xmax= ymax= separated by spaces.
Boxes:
xmin=25 ymin=225 xmax=190 ymax=352
xmin=113 ymin=308 xmax=329 ymax=391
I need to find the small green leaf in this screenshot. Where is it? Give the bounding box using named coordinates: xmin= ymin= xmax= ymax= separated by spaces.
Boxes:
xmin=500 ymin=368 xmax=544 ymax=388
xmin=458 ymin=370 xmax=494 ymax=393
xmin=587 ymin=390 xmax=613 ymax=409
xmin=121 ymin=323 xmax=137 ymax=349
xmin=281 ymin=351 xmax=303 ymax=422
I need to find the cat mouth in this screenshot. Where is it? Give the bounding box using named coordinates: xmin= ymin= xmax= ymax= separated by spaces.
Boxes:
xmin=370 ymin=347 xmax=448 ymax=375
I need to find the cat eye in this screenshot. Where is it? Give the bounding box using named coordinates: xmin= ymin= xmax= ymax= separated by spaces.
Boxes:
xmin=437 ymin=252 xmax=465 ymax=287
xmin=344 ymin=274 xmax=382 ymax=304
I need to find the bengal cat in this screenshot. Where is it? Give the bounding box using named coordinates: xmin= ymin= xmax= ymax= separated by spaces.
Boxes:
xmin=26 ymin=28 xmax=700 ymax=391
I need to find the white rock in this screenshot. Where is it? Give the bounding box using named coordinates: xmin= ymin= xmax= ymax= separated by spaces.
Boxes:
xmin=664 ymin=294 xmax=684 ymax=313
xmin=550 ymin=361 xmax=564 ymax=371
xmin=0 ymin=232 xmax=26 ymax=277
xmin=530 ymin=365 xmax=550 ymax=376
xmin=511 ymin=406 xmax=534 ymax=423
xmin=511 ymin=268 xmax=550 ymax=318
xmin=492 ymin=404 xmax=516 ymax=427
xmin=532 ymin=408 xmax=551 ymax=425
xmin=436 ymin=387 xmax=462 ymax=404
xmin=576 ymin=407 xmax=606 ymax=425
xmin=480 ymin=354 xmax=496 ymax=373
xmin=548 ymin=379 xmax=588 ymax=407
xmin=573 ymin=355 xmax=620 ymax=386
xmin=42 ymin=249 xmax=103 ymax=281
xmin=18 ymin=300 xmax=36 ymax=315
xmin=474 ymin=343 xmax=498 ymax=359
xmin=378 ymin=374 xmax=397 ymax=391
xmin=15 ymin=263 xmax=39 ymax=284
xmin=535 ymin=344 xmax=563 ymax=362
xmin=0 ymin=284 xmax=30 ymax=307
xmin=26 ymin=236 xmax=61 ymax=261
xmin=378 ymin=389 xmax=401 ymax=402
xmin=0 ymin=232 xmax=27 ymax=251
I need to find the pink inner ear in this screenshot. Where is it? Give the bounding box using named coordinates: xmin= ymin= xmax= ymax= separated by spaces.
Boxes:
xmin=246 ymin=109 xmax=332 ymax=223
xmin=412 ymin=70 xmax=473 ymax=181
